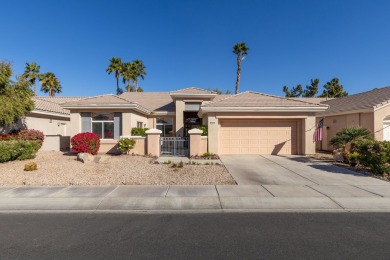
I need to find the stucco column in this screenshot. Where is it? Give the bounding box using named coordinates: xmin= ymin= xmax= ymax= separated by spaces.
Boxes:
xmin=304 ymin=116 xmax=316 ymax=155
xmin=188 ymin=128 xmax=203 ymax=156
xmin=207 ymin=113 xmax=219 ymax=154
xmin=146 ymin=128 xmax=162 ymax=156
xmin=175 ymin=100 xmax=185 ymax=137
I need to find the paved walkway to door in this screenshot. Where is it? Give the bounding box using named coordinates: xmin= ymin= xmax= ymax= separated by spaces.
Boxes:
xmin=220 ymin=155 xmax=388 ymax=186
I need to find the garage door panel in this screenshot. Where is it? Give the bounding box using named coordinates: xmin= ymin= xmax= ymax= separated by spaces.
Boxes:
xmin=220 ymin=120 xmax=298 ymax=155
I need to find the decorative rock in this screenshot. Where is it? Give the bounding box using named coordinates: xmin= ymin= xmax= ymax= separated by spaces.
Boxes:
xmin=94 ymin=155 xmax=108 ymax=163
xmin=77 ymin=153 xmax=95 ymax=163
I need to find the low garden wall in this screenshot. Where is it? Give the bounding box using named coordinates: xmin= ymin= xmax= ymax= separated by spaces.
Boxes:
xmin=41 ymin=135 xmax=70 ymax=151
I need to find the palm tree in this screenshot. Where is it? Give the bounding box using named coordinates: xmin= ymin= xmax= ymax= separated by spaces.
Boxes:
xmin=330 ymin=127 xmax=372 ymax=162
xmin=233 ymin=42 xmax=249 ymax=94
xmin=122 ymin=62 xmax=136 ymax=92
xmin=106 ymin=57 xmax=123 ymax=95
xmin=22 ymin=62 xmax=41 ymax=96
xmin=132 ymin=60 xmax=146 ymax=92
xmin=40 ymin=72 xmax=62 ymax=97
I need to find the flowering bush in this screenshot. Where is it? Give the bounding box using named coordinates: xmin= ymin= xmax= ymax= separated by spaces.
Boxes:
xmin=17 ymin=129 xmax=45 ymax=147
xmin=355 ymin=140 xmax=390 ymax=176
xmin=71 ymin=132 xmax=100 ymax=155
xmin=118 ymin=138 xmax=136 ymax=154
xmin=0 ymin=134 xmax=15 ymax=141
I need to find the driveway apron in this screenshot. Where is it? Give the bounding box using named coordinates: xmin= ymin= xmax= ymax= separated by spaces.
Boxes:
xmin=220 ymin=155 xmax=390 ymax=186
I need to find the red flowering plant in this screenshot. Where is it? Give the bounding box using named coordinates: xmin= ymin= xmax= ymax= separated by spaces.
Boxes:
xmin=71 ymin=132 xmax=100 ymax=155
xmin=17 ymin=129 xmax=45 ymax=147
xmin=0 ymin=134 xmax=15 ymax=141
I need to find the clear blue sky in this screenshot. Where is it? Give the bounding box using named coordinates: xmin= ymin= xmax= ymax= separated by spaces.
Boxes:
xmin=1 ymin=0 xmax=390 ymax=97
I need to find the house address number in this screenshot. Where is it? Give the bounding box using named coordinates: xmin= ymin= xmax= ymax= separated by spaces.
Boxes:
xmin=209 ymin=122 xmax=216 ymax=125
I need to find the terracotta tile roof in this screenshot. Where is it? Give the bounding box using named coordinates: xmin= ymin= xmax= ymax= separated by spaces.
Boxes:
xmin=202 ymin=91 xmax=327 ymax=107
xmin=120 ymin=92 xmax=175 ymax=112
xmin=33 ymin=97 xmax=83 ymax=116
xmin=318 ymin=86 xmax=390 ymax=116
xmin=63 ymin=94 xmax=133 ymax=105
xmin=170 ymin=87 xmax=216 ymax=95
xmin=35 ymin=96 xmax=85 ymax=104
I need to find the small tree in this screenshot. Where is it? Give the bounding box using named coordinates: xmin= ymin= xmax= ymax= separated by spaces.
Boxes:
xmin=302 ymin=79 xmax=319 ymax=97
xmin=0 ymin=61 xmax=34 ymax=127
xmin=318 ymin=78 xmax=348 ymax=98
xmin=283 ymin=85 xmax=303 ymax=97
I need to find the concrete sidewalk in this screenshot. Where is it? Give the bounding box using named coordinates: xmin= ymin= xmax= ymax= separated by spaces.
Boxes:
xmin=1 ymin=184 xmax=390 ymax=212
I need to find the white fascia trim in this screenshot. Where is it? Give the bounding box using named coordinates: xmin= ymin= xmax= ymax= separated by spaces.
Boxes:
xmin=62 ymin=105 xmax=151 ymax=115
xmin=374 ymin=101 xmax=390 ymax=111
xmin=151 ymin=111 xmax=176 ymax=116
xmin=30 ymin=110 xmax=70 ymax=118
xmin=199 ymin=106 xmax=328 ymax=115
xmin=170 ymin=93 xmax=217 ymax=99
xmin=318 ymin=108 xmax=373 ymax=117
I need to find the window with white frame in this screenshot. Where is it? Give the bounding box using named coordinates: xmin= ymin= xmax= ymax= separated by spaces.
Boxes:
xmin=156 ymin=117 xmax=173 ymax=137
xmin=92 ymin=112 xmax=114 ymax=139
xmin=137 ymin=121 xmax=143 ymax=128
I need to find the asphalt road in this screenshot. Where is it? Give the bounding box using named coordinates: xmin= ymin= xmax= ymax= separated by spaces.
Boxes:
xmin=1 ymin=212 xmax=389 ymax=259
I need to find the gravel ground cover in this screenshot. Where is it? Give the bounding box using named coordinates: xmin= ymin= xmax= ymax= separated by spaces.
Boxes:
xmin=0 ymin=151 xmax=236 ymax=186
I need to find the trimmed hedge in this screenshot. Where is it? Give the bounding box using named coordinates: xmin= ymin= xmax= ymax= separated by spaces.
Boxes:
xmin=355 ymin=140 xmax=390 ymax=176
xmin=0 ymin=140 xmax=40 ymax=163
xmin=131 ymin=128 xmax=149 ymax=137
xmin=71 ymin=132 xmax=100 ymax=155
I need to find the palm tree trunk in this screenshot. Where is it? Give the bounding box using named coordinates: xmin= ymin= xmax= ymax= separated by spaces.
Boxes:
xmin=135 ymin=79 xmax=138 ymax=93
xmin=33 ymin=80 xmax=36 ymax=96
xmin=116 ymin=76 xmax=119 ymax=94
xmin=235 ymin=55 xmax=241 ymax=94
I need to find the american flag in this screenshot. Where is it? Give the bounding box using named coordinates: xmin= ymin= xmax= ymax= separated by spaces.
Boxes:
xmin=313 ymin=119 xmax=324 ymax=142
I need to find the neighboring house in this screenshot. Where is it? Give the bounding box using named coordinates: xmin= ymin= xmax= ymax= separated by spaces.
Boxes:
xmin=25 ymin=97 xmax=83 ymax=151
xmin=61 ymin=87 xmax=328 ymax=155
xmin=316 ymin=86 xmax=390 ymax=151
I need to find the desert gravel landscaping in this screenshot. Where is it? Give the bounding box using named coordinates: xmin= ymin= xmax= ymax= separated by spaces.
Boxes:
xmin=0 ymin=151 xmax=236 ymax=186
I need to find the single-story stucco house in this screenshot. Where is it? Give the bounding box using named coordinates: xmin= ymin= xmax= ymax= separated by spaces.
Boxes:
xmin=5 ymin=97 xmax=83 ymax=151
xmin=60 ymin=87 xmax=329 ymax=155
xmin=316 ymin=86 xmax=390 ymax=151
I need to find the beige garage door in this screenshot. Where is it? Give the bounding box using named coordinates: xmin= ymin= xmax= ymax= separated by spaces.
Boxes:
xmin=220 ymin=120 xmax=298 ymax=155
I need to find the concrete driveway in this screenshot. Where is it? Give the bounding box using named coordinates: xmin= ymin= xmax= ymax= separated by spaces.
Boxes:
xmin=220 ymin=155 xmax=388 ymax=186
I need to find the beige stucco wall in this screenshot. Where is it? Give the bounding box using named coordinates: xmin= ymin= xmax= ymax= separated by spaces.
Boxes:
xmin=206 ymin=112 xmax=316 ymax=155
xmin=99 ymin=140 xmax=120 ymax=154
xmin=70 ymin=112 xmax=81 ymax=138
xmin=25 ymin=114 xmax=70 ymax=136
xmin=317 ymin=112 xmax=375 ymax=151
xmin=374 ymin=105 xmax=390 ymax=140
xmin=130 ymin=137 xmax=146 ymax=155
xmin=122 ymin=110 xmax=148 ymax=135
xmin=200 ymin=136 xmax=208 ymax=155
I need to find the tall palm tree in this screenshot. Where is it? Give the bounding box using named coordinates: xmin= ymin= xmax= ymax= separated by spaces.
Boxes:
xmin=132 ymin=60 xmax=146 ymax=92
xmin=121 ymin=62 xmax=136 ymax=92
xmin=40 ymin=72 xmax=62 ymax=97
xmin=106 ymin=57 xmax=123 ymax=95
xmin=22 ymin=62 xmax=41 ymax=96
xmin=233 ymin=42 xmax=249 ymax=94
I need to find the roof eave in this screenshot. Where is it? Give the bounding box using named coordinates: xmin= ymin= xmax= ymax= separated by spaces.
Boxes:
xmin=199 ymin=106 xmax=329 ymax=116
xmin=30 ymin=110 xmax=70 ymax=118
xmin=170 ymin=93 xmax=217 ymax=99
xmin=317 ymin=108 xmax=374 ymax=117
xmin=61 ymin=105 xmax=151 ymax=115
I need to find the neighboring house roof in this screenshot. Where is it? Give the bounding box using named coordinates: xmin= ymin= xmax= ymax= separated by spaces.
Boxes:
xmin=120 ymin=92 xmax=175 ymax=113
xmin=170 ymin=87 xmax=216 ymax=95
xmin=32 ymin=97 xmax=84 ymax=116
xmin=61 ymin=94 xmax=151 ymax=114
xmin=317 ymin=86 xmax=390 ymax=116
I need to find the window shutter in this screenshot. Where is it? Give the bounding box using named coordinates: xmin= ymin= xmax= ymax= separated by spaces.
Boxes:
xmin=81 ymin=112 xmax=91 ymax=132
xmin=114 ymin=112 xmax=122 ymax=140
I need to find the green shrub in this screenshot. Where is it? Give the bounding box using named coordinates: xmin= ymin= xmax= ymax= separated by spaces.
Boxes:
xmin=71 ymin=132 xmax=100 ymax=155
xmin=0 ymin=140 xmax=40 ymax=163
xmin=196 ymin=125 xmax=208 ymax=136
xmin=131 ymin=128 xmax=149 ymax=137
xmin=355 ymin=140 xmax=390 ymax=175
xmin=118 ymin=138 xmax=136 ymax=154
